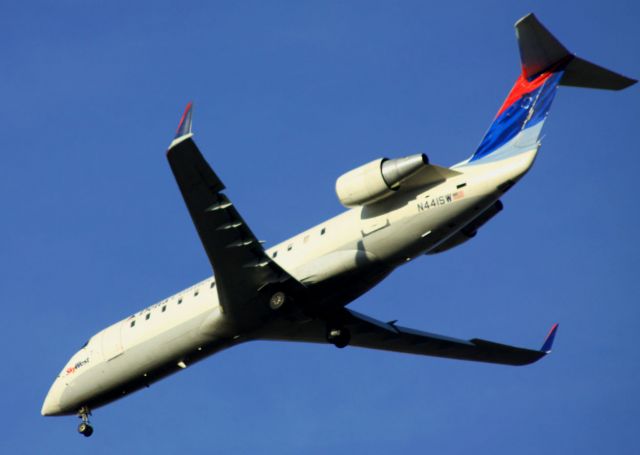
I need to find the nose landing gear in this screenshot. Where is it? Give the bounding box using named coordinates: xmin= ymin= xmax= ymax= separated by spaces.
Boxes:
xmin=77 ymin=406 xmax=93 ymax=437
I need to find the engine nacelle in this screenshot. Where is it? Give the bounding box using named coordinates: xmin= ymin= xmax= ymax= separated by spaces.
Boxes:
xmin=335 ymin=153 xmax=428 ymax=207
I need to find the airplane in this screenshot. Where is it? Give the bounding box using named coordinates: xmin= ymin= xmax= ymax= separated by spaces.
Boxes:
xmin=42 ymin=13 xmax=636 ymax=437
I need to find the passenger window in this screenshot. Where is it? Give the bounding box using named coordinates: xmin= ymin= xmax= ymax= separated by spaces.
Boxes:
xmin=320 ymin=227 xmax=326 ymax=235
xmin=162 ymin=305 xmax=166 ymax=312
xmin=287 ymin=244 xmax=293 ymax=251
xmin=272 ymin=251 xmax=278 ymax=258
xmin=194 ymin=290 xmax=199 ymax=297
xmin=210 ymin=282 xmax=216 ymax=288
xmin=130 ymin=320 xmax=136 ymax=328
xmin=178 ymin=298 xmax=182 ymax=304
xmin=145 ymin=314 xmax=150 ymax=320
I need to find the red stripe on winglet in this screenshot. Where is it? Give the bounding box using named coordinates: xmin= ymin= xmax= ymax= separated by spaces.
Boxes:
xmin=541 ymin=323 xmax=559 ymax=353
xmin=176 ymin=101 xmax=193 ymax=135
xmin=547 ymin=323 xmax=558 ymax=339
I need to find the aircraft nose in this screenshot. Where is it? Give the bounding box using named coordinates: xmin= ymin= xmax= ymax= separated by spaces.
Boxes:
xmin=41 ymin=378 xmax=63 ymax=416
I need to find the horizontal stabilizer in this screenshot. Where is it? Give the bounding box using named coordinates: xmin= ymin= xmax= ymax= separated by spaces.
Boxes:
xmin=561 ymin=57 xmax=637 ymax=90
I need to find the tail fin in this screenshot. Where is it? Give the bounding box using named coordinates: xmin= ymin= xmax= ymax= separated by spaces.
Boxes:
xmin=517 ymin=14 xmax=636 ymax=90
xmin=467 ymin=13 xmax=636 ymax=164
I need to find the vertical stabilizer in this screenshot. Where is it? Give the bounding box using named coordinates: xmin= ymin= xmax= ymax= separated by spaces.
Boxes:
xmin=516 ymin=14 xmax=636 ymax=90
xmin=465 ymin=13 xmax=636 ymax=165
xmin=515 ymin=14 xmax=571 ymax=80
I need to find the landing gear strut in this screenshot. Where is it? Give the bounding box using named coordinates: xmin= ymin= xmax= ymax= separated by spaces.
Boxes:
xmin=77 ymin=406 xmax=93 ymax=437
xmin=327 ymin=327 xmax=351 ymax=348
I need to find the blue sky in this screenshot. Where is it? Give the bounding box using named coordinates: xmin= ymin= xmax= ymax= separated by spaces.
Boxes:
xmin=2 ymin=1 xmax=639 ymax=453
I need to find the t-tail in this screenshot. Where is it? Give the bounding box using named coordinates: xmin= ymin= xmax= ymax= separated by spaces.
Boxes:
xmin=461 ymin=13 xmax=636 ymax=166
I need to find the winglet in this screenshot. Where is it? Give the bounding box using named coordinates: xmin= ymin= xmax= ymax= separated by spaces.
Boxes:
xmin=169 ymin=102 xmax=194 ymax=149
xmin=540 ymin=323 xmax=559 ymax=353
xmin=175 ymin=102 xmax=193 ymax=138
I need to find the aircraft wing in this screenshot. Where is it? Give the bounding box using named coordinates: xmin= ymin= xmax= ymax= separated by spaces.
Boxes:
xmin=166 ymin=103 xmax=304 ymax=315
xmin=264 ymin=309 xmax=558 ymax=366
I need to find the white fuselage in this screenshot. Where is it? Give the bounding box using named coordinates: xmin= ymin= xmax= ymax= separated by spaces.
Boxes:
xmin=41 ymin=149 xmax=536 ymax=416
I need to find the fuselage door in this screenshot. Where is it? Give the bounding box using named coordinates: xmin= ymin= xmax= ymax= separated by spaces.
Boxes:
xmin=101 ymin=322 xmax=124 ymax=361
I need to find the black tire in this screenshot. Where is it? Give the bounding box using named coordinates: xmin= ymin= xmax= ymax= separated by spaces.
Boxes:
xmin=78 ymin=423 xmax=93 ymax=437
xmin=327 ymin=327 xmax=351 ymax=349
xmin=269 ymin=291 xmax=286 ymax=310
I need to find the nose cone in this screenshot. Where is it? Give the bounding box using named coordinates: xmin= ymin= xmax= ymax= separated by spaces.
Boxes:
xmin=41 ymin=379 xmax=64 ymax=416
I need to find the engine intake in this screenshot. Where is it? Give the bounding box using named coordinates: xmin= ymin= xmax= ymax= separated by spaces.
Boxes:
xmin=336 ymin=154 xmax=428 ymax=207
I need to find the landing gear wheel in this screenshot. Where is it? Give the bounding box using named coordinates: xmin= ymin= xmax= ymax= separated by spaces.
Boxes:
xmin=269 ymin=291 xmax=286 ymax=310
xmin=78 ymin=422 xmax=93 ymax=437
xmin=77 ymin=406 xmax=93 ymax=437
xmin=327 ymin=327 xmax=351 ymax=349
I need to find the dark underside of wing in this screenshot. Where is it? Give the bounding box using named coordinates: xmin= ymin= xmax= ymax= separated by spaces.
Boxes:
xmin=260 ymin=309 xmax=555 ymax=366
xmin=167 ymin=135 xmax=304 ymax=317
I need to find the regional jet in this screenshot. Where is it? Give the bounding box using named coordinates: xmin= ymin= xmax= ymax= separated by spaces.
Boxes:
xmin=42 ymin=14 xmax=636 ymax=437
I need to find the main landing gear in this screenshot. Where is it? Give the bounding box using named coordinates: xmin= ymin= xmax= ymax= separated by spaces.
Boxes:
xmin=267 ymin=289 xmax=350 ymax=348
xmin=77 ymin=406 xmax=94 ymax=437
xmin=269 ymin=291 xmax=287 ymax=310
xmin=327 ymin=327 xmax=351 ymax=348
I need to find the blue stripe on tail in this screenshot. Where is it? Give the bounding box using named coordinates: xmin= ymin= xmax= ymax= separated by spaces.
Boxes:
xmin=470 ymin=71 xmax=563 ymax=163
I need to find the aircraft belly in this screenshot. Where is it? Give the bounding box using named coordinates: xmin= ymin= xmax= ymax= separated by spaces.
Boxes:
xmin=284 ymin=243 xmax=390 ymax=310
xmin=365 ymin=192 xmax=500 ymax=265
xmin=419 ymin=195 xmax=500 ymax=254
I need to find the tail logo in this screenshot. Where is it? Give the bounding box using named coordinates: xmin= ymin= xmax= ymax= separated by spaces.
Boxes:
xmin=471 ymin=71 xmax=563 ymax=162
